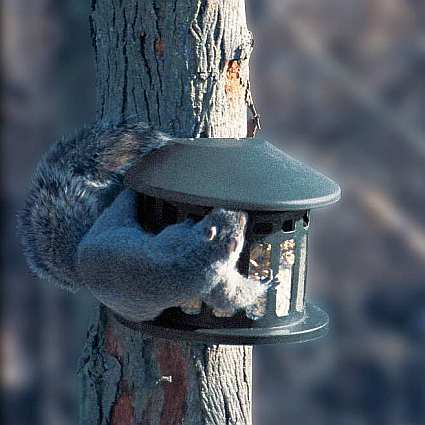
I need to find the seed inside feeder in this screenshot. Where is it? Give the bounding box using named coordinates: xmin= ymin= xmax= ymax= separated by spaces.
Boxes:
xmin=276 ymin=239 xmax=296 ymax=317
xmin=248 ymin=243 xmax=272 ymax=281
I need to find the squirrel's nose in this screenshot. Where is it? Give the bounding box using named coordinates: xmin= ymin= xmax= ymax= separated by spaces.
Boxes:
xmin=227 ymin=238 xmax=238 ymax=254
xmin=239 ymin=213 xmax=247 ymax=228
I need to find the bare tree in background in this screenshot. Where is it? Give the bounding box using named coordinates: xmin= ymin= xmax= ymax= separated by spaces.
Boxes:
xmin=2 ymin=2 xmax=92 ymax=425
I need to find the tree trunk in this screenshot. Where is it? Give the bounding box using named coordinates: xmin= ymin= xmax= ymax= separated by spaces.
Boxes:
xmin=79 ymin=1 xmax=256 ymax=424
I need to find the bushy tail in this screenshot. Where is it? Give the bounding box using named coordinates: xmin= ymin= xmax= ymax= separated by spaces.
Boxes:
xmin=17 ymin=121 xmax=171 ymax=291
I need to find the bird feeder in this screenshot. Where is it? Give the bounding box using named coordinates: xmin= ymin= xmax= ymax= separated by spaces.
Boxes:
xmin=122 ymin=137 xmax=340 ymax=345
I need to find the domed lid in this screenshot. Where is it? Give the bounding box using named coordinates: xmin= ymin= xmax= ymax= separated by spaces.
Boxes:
xmin=125 ymin=137 xmax=341 ymax=211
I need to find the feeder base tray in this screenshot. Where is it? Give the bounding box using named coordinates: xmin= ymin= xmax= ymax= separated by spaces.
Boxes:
xmin=114 ymin=303 xmax=329 ymax=345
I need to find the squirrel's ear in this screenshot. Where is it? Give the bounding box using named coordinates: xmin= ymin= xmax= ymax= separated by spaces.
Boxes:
xmin=206 ymin=226 xmax=217 ymax=241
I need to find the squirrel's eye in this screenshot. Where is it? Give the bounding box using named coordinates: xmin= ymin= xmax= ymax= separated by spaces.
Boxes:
xmin=207 ymin=226 xmax=217 ymax=241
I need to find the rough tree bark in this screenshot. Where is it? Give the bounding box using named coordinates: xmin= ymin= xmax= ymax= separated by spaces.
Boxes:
xmin=79 ymin=1 xmax=256 ymax=424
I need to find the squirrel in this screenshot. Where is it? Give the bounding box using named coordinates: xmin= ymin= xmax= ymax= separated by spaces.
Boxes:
xmin=18 ymin=121 xmax=267 ymax=322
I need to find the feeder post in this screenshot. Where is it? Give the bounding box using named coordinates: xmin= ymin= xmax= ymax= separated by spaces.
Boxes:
xmin=79 ymin=1 xmax=256 ymax=424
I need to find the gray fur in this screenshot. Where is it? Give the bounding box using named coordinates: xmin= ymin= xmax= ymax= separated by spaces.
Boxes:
xmin=18 ymin=121 xmax=171 ymax=292
xmin=18 ymin=121 xmax=266 ymax=320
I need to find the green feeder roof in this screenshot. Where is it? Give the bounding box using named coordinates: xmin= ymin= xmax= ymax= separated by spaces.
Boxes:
xmin=125 ymin=137 xmax=341 ymax=211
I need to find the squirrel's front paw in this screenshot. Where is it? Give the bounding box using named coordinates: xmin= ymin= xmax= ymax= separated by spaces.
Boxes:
xmin=180 ymin=298 xmax=202 ymax=315
xmin=179 ymin=299 xmax=237 ymax=318
xmin=212 ymin=307 xmax=237 ymax=318
xmin=245 ymin=297 xmax=268 ymax=320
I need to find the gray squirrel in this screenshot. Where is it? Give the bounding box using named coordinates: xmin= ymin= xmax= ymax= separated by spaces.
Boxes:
xmin=18 ymin=121 xmax=267 ymax=322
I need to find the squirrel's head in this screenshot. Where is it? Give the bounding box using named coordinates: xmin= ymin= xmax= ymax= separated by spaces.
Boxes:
xmin=194 ymin=208 xmax=248 ymax=264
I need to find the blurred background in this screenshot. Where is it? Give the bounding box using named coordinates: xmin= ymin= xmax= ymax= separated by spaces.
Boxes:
xmin=2 ymin=1 xmax=424 ymax=424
